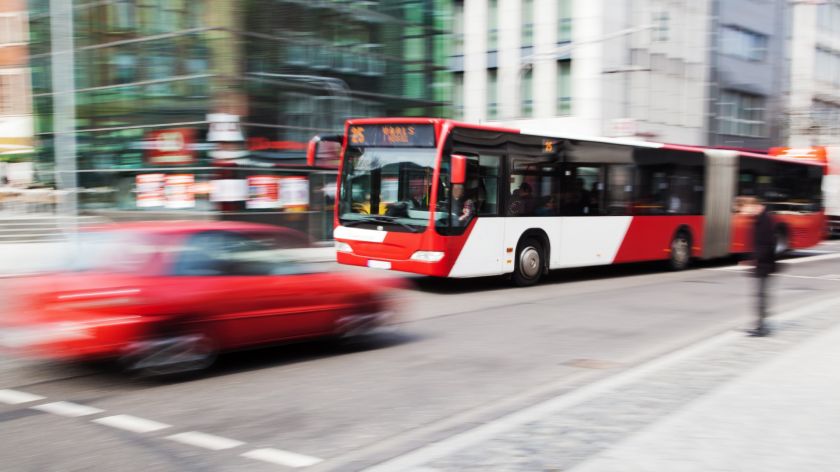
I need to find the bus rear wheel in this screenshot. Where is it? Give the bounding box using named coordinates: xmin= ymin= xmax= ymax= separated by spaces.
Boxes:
xmin=513 ymin=238 xmax=544 ymax=286
xmin=669 ymin=231 xmax=692 ymax=271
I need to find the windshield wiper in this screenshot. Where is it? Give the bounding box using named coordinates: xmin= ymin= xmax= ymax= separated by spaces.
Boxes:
xmin=342 ymin=215 xmax=420 ymax=233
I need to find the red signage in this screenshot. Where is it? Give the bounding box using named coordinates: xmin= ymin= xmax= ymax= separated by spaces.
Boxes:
xmin=146 ymin=128 xmax=196 ymax=165
xmin=768 ymin=146 xmax=827 ymax=162
xmin=247 ymin=137 xmax=308 ymax=152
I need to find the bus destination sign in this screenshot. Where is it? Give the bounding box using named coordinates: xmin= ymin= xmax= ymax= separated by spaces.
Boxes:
xmin=349 ymin=124 xmax=435 ymax=147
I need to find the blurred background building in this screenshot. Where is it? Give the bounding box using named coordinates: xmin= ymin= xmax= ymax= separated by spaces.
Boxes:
xmin=23 ymin=0 xmax=450 ymax=240
xmin=788 ymin=0 xmax=840 ymax=147
xmin=452 ymin=0 xmax=794 ymax=149
xmin=9 ymin=0 xmax=840 ymax=242
xmin=0 ymin=0 xmax=34 ymax=181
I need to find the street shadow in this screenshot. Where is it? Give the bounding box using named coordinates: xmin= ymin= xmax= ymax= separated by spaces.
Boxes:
xmin=408 ymin=256 xmax=748 ymax=295
xmin=6 ymin=330 xmax=421 ymax=389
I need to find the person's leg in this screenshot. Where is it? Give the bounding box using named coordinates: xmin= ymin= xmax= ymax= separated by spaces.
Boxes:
xmin=755 ymin=275 xmax=770 ymax=334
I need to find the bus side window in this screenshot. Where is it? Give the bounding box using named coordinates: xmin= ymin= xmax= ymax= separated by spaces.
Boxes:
xmin=606 ymin=165 xmax=633 ymax=216
xmin=478 ymin=155 xmax=501 ymax=216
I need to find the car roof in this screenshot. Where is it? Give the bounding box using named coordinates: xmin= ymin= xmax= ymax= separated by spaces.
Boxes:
xmin=82 ymin=220 xmax=307 ymax=238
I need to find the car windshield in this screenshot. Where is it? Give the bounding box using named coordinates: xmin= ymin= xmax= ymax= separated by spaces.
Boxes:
xmin=171 ymin=231 xmax=321 ymax=276
xmin=61 ymin=231 xmax=156 ymax=273
xmin=339 ymin=147 xmax=437 ymax=232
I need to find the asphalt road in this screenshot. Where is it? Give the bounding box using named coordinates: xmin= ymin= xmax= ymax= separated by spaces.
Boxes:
xmin=2 ymin=241 xmax=840 ymax=471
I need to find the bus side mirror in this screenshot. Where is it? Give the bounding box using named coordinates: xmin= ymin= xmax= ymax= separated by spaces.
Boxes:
xmin=307 ymin=135 xmax=343 ymax=167
xmin=451 ymin=154 xmax=467 ymax=185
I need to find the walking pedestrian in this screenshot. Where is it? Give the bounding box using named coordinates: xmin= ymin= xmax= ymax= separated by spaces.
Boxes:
xmin=747 ymin=197 xmax=776 ymax=337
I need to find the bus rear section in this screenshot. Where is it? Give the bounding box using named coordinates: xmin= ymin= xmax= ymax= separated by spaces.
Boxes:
xmin=334 ymin=119 xmax=826 ymax=283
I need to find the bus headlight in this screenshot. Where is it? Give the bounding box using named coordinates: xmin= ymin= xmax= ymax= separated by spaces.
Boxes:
xmin=336 ymin=241 xmax=353 ymax=253
xmin=410 ymin=251 xmax=445 ymax=262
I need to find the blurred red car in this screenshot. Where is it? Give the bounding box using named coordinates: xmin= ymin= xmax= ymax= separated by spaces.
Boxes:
xmin=0 ymin=221 xmax=399 ymax=375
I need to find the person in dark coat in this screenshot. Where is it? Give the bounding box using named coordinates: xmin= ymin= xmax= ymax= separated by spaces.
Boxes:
xmin=749 ymin=198 xmax=777 ymax=336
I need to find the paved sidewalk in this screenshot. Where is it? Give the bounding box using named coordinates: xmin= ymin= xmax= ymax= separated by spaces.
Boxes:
xmin=571 ymin=319 xmax=840 ymax=472
xmin=365 ymin=296 xmax=840 ymax=472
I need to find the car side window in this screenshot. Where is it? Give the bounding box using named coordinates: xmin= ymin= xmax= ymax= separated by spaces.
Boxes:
xmin=172 ymin=231 xmax=313 ymax=276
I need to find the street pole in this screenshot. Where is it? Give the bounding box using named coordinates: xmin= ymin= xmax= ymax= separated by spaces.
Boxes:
xmin=49 ymin=0 xmax=77 ymax=238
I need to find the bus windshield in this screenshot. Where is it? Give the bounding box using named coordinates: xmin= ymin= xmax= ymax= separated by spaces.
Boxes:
xmin=339 ymin=147 xmax=437 ymax=232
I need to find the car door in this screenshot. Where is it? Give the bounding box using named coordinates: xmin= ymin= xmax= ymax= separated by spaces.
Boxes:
xmin=167 ymin=230 xmax=333 ymax=347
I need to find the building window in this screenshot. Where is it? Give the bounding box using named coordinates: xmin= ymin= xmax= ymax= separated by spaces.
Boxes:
xmin=815 ymin=47 xmax=840 ymax=87
xmin=810 ymin=100 xmax=840 ymax=138
xmin=557 ymin=0 xmax=572 ymax=44
xmin=453 ymin=0 xmax=464 ymax=57
xmin=652 ymin=11 xmax=669 ymax=42
xmin=0 ymin=13 xmax=26 ymax=45
xmin=522 ymin=0 xmax=534 ymax=48
xmin=521 ymin=68 xmax=533 ymax=117
xmin=453 ymin=71 xmax=464 ymax=119
xmin=557 ymin=60 xmax=572 ymax=115
xmin=720 ymin=26 xmax=767 ymax=62
xmin=717 ymin=90 xmax=766 ymax=138
xmin=487 ymin=68 xmax=498 ymax=119
xmin=488 ymin=0 xmax=498 ymax=52
xmin=109 ymin=0 xmax=136 ymax=31
xmin=0 ymin=71 xmax=27 ymax=116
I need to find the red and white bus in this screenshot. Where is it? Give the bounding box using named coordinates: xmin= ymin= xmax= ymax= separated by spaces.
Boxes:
xmin=328 ymin=118 xmax=825 ymax=285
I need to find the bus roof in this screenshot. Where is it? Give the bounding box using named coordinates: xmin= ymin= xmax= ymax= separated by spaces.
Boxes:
xmin=345 ymin=118 xmax=825 ymax=167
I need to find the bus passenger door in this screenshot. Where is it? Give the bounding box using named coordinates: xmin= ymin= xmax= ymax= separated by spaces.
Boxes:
xmin=447 ymin=153 xmax=507 ymax=277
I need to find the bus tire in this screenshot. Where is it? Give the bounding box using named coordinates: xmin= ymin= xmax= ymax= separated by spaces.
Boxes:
xmin=669 ymin=231 xmax=692 ymax=271
xmin=512 ymin=238 xmax=544 ymax=286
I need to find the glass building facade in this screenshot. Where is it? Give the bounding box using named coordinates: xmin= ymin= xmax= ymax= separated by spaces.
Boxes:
xmin=27 ymin=0 xmax=451 ymax=240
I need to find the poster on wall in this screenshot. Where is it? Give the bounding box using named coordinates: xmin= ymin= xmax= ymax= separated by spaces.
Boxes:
xmin=247 ymin=175 xmax=280 ymax=209
xmin=145 ymin=128 xmax=196 ymax=166
xmin=211 ymin=179 xmax=248 ymax=202
xmin=136 ymin=173 xmax=165 ymax=208
xmin=280 ymin=176 xmax=309 ymax=210
xmin=165 ymin=174 xmax=195 ymax=209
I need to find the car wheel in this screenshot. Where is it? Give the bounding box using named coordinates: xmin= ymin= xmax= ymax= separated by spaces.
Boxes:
xmin=120 ymin=332 xmax=217 ymax=377
xmin=669 ymin=231 xmax=691 ymax=271
xmin=512 ymin=238 xmax=544 ymax=286
xmin=775 ymin=227 xmax=790 ymax=256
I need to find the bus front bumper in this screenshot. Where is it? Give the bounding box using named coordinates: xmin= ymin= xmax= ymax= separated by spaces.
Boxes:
xmin=336 ymin=251 xmax=452 ymax=277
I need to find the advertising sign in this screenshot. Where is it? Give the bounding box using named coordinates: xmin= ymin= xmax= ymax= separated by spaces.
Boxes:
xmin=136 ymin=174 xmax=165 ymax=208
xmin=211 ymin=179 xmax=248 ymax=202
xmin=247 ymin=176 xmax=281 ymax=209
xmin=164 ymin=174 xmax=195 ymax=209
xmin=146 ymin=128 xmax=196 ymax=165
xmin=280 ymin=176 xmax=309 ymax=209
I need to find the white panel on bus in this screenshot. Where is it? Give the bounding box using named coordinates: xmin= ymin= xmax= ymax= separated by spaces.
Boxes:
xmin=551 ymin=217 xmax=632 ymax=268
xmin=448 ymin=218 xmax=507 ymax=278
xmin=496 ymin=216 xmax=631 ymax=271
xmin=333 ymin=226 xmax=388 ymax=243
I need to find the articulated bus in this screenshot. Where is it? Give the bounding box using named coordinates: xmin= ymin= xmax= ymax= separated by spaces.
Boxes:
xmin=327 ymin=118 xmax=825 ymax=285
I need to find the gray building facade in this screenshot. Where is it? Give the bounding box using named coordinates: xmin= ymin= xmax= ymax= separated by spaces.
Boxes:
xmin=708 ymin=0 xmax=788 ymax=150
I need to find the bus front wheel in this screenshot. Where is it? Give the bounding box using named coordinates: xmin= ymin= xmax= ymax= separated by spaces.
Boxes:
xmin=513 ymin=238 xmax=544 ymax=286
xmin=669 ymin=231 xmax=692 ymax=271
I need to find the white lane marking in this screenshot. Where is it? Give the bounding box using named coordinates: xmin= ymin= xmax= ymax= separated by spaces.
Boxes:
xmin=166 ymin=431 xmax=245 ymax=451
xmin=32 ymin=401 xmax=103 ymax=417
xmin=707 ymin=251 xmax=840 ymax=272
xmin=780 ymin=252 xmax=840 ymax=265
xmin=774 ymin=274 xmax=840 ymax=281
xmin=242 ymin=448 xmax=323 ymax=468
xmin=362 ymin=295 xmax=840 ymax=472
xmin=0 ymin=389 xmax=45 ymax=405
xmin=92 ymin=415 xmax=171 ymax=433
xmin=706 ymin=265 xmax=752 ymax=272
